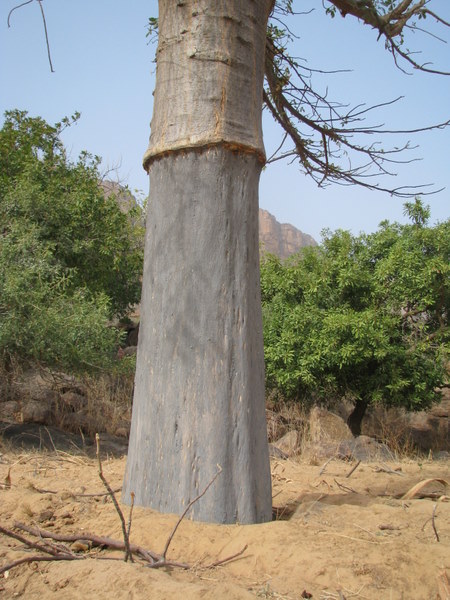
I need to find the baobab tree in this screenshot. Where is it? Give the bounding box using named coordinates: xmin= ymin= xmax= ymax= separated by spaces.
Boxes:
xmin=9 ymin=0 xmax=447 ymax=524
xmin=121 ymin=0 xmax=449 ymax=524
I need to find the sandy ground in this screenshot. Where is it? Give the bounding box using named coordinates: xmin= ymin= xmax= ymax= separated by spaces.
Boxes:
xmin=0 ymin=444 xmax=449 ymax=600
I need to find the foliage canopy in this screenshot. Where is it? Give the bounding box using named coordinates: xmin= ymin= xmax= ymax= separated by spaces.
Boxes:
xmin=0 ymin=110 xmax=144 ymax=371
xmin=261 ymin=199 xmax=449 ymax=431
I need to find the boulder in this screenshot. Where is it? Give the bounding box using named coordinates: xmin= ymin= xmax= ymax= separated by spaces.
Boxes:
xmin=60 ymin=391 xmax=88 ymax=413
xmin=309 ymin=407 xmax=353 ymax=443
xmin=0 ymin=401 xmax=20 ymax=421
xmin=273 ymin=430 xmax=300 ymax=457
xmin=21 ymin=400 xmax=52 ymax=424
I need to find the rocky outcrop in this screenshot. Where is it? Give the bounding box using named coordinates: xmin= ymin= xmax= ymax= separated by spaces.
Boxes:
xmin=259 ymin=209 xmax=317 ymax=259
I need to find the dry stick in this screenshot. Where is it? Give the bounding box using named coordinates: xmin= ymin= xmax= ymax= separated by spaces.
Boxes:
xmin=14 ymin=522 xmax=161 ymax=563
xmin=0 ymin=553 xmax=81 ymax=576
xmin=74 ymin=487 xmax=123 ymax=498
xmin=373 ymin=464 xmax=404 ymax=476
xmin=127 ymin=492 xmax=135 ymax=541
xmin=0 ymin=524 xmax=65 ymax=557
xmin=346 ymin=460 xmax=361 ymax=479
xmin=422 ymin=503 xmax=440 ymax=542
xmin=162 ymin=466 xmax=223 ymax=561
xmin=319 ymin=456 xmax=335 ymax=476
xmin=204 ymin=544 xmax=248 ymax=568
xmin=334 ymin=479 xmax=357 ymax=494
xmin=95 ymin=434 xmax=133 ymax=563
xmin=431 ymin=504 xmax=440 ymax=542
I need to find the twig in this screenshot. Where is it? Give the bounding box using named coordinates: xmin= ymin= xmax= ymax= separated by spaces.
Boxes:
xmin=37 ymin=0 xmax=54 ymax=72
xmin=0 ymin=524 xmax=64 ymax=557
xmin=204 ymin=544 xmax=248 ymax=568
xmin=319 ymin=456 xmax=335 ymax=476
xmin=95 ymin=434 xmax=133 ymax=563
xmin=127 ymin=492 xmax=135 ymax=541
xmin=334 ymin=479 xmax=357 ymax=494
xmin=162 ymin=466 xmax=222 ymax=560
xmin=346 ymin=460 xmax=361 ymax=479
xmin=0 ymin=554 xmax=81 ymax=576
xmin=422 ymin=504 xmax=440 ymax=542
xmin=13 ymin=522 xmax=161 ymax=563
xmin=372 ymin=464 xmax=404 ymax=476
xmin=75 ymin=487 xmax=123 ymax=498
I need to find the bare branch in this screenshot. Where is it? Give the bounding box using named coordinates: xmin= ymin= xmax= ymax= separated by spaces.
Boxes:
xmin=96 ymin=434 xmax=133 ymax=563
xmin=7 ymin=0 xmax=54 ymax=72
xmin=263 ymin=5 xmax=449 ymax=195
xmin=162 ymin=466 xmax=223 ymax=560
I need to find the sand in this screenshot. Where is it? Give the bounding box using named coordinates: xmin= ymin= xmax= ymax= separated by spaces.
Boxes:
xmin=0 ymin=447 xmax=449 ymax=599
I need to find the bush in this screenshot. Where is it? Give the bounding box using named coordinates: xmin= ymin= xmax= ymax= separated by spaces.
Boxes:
xmin=0 ymin=110 xmax=144 ymax=372
xmin=261 ymin=199 xmax=449 ymax=434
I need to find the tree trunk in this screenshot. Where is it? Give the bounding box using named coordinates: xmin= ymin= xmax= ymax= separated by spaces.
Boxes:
xmin=346 ymin=398 xmax=369 ymax=436
xmin=122 ymin=0 xmax=273 ymax=524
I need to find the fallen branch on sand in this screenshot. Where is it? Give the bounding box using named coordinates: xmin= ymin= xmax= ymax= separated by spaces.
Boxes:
xmin=0 ymin=436 xmax=247 ymax=576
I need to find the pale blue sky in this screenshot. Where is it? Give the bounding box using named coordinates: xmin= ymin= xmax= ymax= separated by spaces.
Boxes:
xmin=1 ymin=1 xmax=449 ymax=241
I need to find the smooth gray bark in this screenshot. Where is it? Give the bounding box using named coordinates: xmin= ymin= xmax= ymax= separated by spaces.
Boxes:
xmin=123 ymin=0 xmax=273 ymax=524
xmin=123 ymin=148 xmax=272 ymax=523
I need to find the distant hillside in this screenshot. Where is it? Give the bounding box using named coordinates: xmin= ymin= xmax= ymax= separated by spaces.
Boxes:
xmin=259 ymin=209 xmax=317 ymax=259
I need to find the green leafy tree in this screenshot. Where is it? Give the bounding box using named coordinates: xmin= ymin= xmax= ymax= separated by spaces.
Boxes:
xmin=261 ymin=199 xmax=449 ymax=435
xmin=0 ymin=110 xmax=144 ymax=316
xmin=0 ymin=110 xmax=144 ymax=372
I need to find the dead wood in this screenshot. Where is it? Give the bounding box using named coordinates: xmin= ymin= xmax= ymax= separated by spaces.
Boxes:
xmin=0 ymin=463 xmax=247 ymax=576
xmin=162 ymin=466 xmax=223 ymax=560
xmin=346 ymin=460 xmax=361 ymax=479
xmin=402 ymin=478 xmax=449 ymax=501
xmin=95 ymin=433 xmax=133 ymax=562
xmin=421 ymin=503 xmax=440 ymax=542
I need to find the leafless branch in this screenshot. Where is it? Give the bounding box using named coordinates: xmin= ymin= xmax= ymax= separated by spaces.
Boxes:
xmin=264 ymin=8 xmax=449 ymax=196
xmin=7 ymin=0 xmax=54 ymax=72
xmin=96 ymin=433 xmax=133 ymax=563
xmin=162 ymin=466 xmax=223 ymax=560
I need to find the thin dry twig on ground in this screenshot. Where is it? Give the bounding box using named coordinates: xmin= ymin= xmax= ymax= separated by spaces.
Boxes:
xmin=13 ymin=522 xmax=161 ymax=563
xmin=334 ymin=479 xmax=357 ymax=494
xmin=319 ymin=456 xmax=335 ymax=476
xmin=422 ymin=503 xmax=440 ymax=542
xmin=345 ymin=460 xmax=361 ymax=479
xmin=0 ymin=524 xmax=81 ymax=575
xmin=372 ymin=464 xmax=404 ymax=476
xmin=95 ymin=433 xmax=133 ymax=563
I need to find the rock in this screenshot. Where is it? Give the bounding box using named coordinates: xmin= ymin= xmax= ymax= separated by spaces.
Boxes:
xmin=273 ymin=430 xmax=300 ymax=457
xmin=30 ymin=386 xmax=58 ymax=405
xmin=269 ymin=444 xmax=289 ymax=460
xmin=259 ymin=209 xmax=317 ymax=259
xmin=122 ymin=346 xmax=137 ymax=357
xmin=60 ymin=391 xmax=88 ymax=413
xmin=337 ymin=436 xmax=393 ymax=462
xmin=114 ymin=426 xmax=129 ymax=438
xmin=302 ymin=435 xmax=393 ymax=463
xmin=62 ymin=412 xmax=92 ymax=434
xmin=309 ymin=407 xmax=353 ymax=443
xmin=21 ymin=400 xmax=52 ymax=424
xmin=0 ymin=401 xmax=20 ymax=421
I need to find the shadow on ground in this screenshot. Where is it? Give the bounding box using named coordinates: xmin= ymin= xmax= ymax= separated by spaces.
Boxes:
xmin=0 ymin=421 xmax=128 ymax=457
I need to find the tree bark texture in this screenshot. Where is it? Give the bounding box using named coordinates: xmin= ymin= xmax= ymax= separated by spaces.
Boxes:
xmin=123 ymin=0 xmax=273 ymax=524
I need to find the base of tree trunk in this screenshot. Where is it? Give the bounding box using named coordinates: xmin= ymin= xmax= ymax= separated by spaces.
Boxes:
xmin=122 ymin=146 xmax=272 ymax=524
xmin=347 ymin=399 xmax=369 ymax=436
